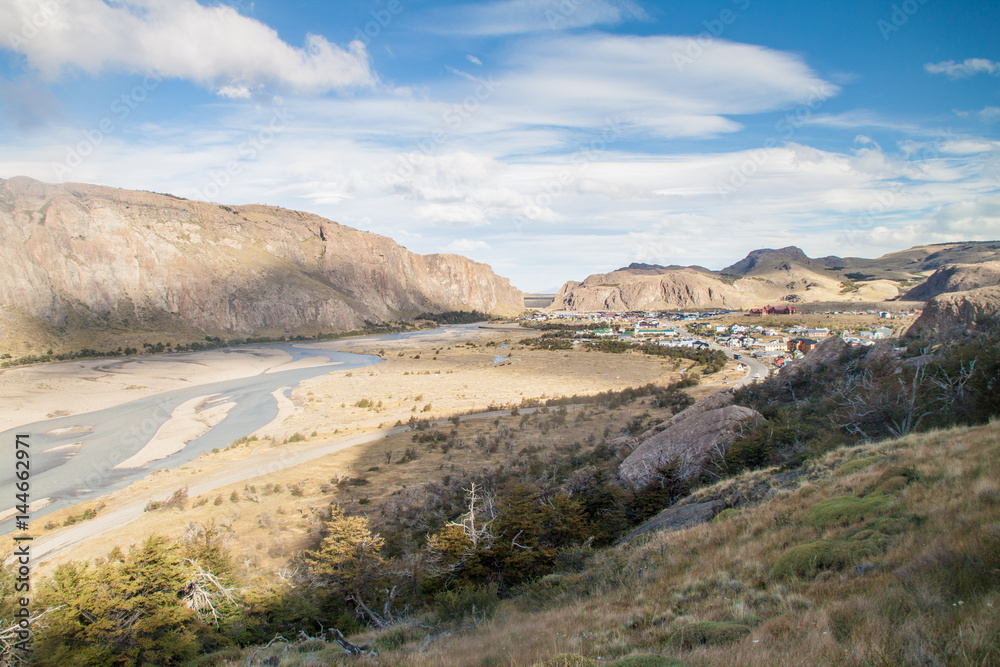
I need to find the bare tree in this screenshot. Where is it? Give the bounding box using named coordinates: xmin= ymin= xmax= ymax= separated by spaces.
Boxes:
xmin=446 ymin=483 xmax=496 ymax=549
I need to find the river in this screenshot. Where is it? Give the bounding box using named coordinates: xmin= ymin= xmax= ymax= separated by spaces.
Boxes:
xmin=0 ymin=324 xmax=487 ymax=533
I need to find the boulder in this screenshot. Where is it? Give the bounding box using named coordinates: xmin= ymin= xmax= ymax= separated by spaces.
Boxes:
xmin=780 ymin=335 xmax=850 ymax=378
xmin=618 ymin=391 xmax=764 ymax=487
xmin=621 ymin=500 xmax=726 ymax=541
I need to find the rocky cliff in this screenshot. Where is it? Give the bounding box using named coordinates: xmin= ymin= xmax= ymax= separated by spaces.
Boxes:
xmin=906 ymin=286 xmax=1000 ymax=337
xmin=551 ymin=266 xmax=743 ymax=312
xmin=0 ymin=177 xmax=523 ymax=353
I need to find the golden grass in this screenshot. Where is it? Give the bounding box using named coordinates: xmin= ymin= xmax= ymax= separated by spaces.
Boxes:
xmin=286 ymin=421 xmax=1000 ymax=667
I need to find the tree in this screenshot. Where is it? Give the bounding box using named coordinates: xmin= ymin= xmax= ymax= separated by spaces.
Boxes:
xmin=304 ymin=506 xmax=387 ymax=624
xmin=34 ymin=536 xmax=204 ymax=666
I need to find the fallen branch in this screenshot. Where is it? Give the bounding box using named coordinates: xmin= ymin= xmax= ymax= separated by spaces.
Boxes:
xmin=329 ymin=628 xmax=376 ymax=656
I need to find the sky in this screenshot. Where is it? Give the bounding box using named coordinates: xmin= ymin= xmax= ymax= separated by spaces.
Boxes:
xmin=0 ymin=0 xmax=998 ymax=292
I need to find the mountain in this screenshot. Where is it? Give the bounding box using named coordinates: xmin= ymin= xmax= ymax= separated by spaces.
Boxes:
xmin=721 ymin=245 xmax=825 ymax=275
xmin=0 ymin=177 xmax=523 ymax=355
xmin=549 ymin=242 xmax=1000 ymax=312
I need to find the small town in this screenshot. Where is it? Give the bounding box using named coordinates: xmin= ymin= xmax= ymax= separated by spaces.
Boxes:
xmin=521 ymin=304 xmax=920 ymax=370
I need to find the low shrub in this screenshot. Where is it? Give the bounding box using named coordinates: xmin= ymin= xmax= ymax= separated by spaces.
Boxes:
xmin=802 ymin=494 xmax=893 ymax=527
xmin=664 ymin=621 xmax=750 ymax=649
xmin=771 ymin=539 xmax=878 ymax=579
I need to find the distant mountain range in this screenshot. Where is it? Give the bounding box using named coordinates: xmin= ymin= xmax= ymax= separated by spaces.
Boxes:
xmin=551 ymin=242 xmax=1000 ymax=312
xmin=0 ymin=177 xmax=523 ymax=356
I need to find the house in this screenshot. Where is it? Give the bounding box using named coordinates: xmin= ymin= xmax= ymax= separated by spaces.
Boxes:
xmin=874 ymin=326 xmax=894 ymax=339
xmin=805 ymin=328 xmax=830 ymax=338
xmin=715 ymin=325 xmax=727 ymax=333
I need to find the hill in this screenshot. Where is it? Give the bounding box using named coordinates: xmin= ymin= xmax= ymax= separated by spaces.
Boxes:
xmin=901 ymin=261 xmax=1000 ymax=300
xmin=0 ymin=177 xmax=524 ymax=356
xmin=549 ymin=242 xmax=1000 ymax=312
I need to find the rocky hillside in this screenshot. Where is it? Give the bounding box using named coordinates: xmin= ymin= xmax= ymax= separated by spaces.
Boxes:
xmin=550 ymin=242 xmax=1000 ymax=312
xmin=901 ymin=261 xmax=1000 ymax=300
xmin=906 ymin=285 xmax=1000 ymax=337
xmin=0 ymin=177 xmax=523 ymax=354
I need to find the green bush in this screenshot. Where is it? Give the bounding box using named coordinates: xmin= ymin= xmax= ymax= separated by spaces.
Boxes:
xmin=833 ymin=456 xmax=882 ymax=477
xmin=433 ymin=583 xmax=499 ymax=623
xmin=771 ymin=539 xmax=878 ymax=579
xmin=802 ymin=494 xmax=893 ymax=527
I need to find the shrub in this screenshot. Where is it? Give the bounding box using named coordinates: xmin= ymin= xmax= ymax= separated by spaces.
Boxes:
xmin=433 ymin=583 xmax=499 ymax=623
xmin=664 ymin=621 xmax=751 ymax=649
xmin=771 ymin=539 xmax=878 ymax=579
xmin=802 ymin=494 xmax=893 ymax=528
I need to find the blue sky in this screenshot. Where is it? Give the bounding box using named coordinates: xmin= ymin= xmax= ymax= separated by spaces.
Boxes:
xmin=1 ymin=0 xmax=998 ymax=291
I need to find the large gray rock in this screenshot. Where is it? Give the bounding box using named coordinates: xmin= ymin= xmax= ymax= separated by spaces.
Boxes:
xmin=622 ymin=500 xmax=726 ymax=541
xmin=618 ymin=391 xmax=765 ymax=487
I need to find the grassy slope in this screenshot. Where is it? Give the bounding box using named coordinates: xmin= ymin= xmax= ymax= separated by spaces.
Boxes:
xmin=228 ymin=420 xmax=1000 ymax=666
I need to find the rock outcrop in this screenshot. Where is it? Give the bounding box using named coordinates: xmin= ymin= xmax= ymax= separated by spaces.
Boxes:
xmin=621 ymin=500 xmax=726 ymax=541
xmin=906 ymin=286 xmax=1000 ymax=337
xmin=0 ymin=177 xmax=523 ymax=351
xmin=618 ymin=391 xmax=765 ymax=487
xmin=779 ymin=335 xmax=851 ymax=379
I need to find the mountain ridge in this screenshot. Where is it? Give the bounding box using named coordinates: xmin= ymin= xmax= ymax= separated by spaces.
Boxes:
xmin=551 ymin=241 xmax=1000 ymax=312
xmin=0 ymin=176 xmax=524 ymax=355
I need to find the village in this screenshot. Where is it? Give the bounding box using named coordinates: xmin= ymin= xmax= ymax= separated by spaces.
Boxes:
xmin=521 ymin=303 xmax=920 ymax=370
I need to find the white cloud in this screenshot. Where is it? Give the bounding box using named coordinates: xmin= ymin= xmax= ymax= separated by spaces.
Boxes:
xmin=443 ymin=239 xmax=489 ymax=253
xmin=925 ymin=58 xmax=1000 ymax=78
xmin=416 ymin=203 xmax=490 ymax=226
xmin=466 ymin=55 xmax=483 ymax=65
xmin=980 ymin=107 xmax=1000 ymax=123
xmin=801 ymin=111 xmax=921 ymax=133
xmin=939 ymin=138 xmax=1000 ymax=155
xmin=480 ymin=34 xmax=838 ymax=139
xmin=424 ymin=0 xmax=647 ymax=35
xmin=0 ymin=0 xmax=374 ymax=96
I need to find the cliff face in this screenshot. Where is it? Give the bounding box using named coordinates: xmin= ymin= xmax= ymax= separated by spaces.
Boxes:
xmin=0 ymin=177 xmax=523 ymax=349
xmin=551 ymin=267 xmax=742 ymax=312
